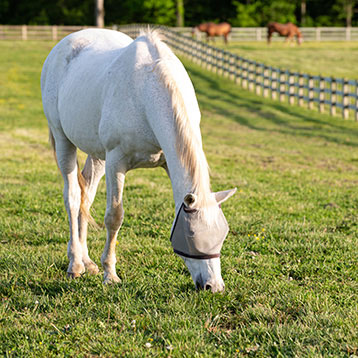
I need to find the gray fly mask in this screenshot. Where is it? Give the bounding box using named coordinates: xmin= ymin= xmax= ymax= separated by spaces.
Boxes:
xmin=170 ymin=203 xmax=229 ymax=259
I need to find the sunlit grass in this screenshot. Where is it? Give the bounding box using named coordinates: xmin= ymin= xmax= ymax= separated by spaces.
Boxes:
xmin=0 ymin=41 xmax=357 ymax=357
xmin=218 ymin=41 xmax=358 ymax=79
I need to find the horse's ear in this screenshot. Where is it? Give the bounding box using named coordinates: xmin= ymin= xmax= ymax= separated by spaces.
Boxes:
xmin=184 ymin=193 xmax=197 ymax=208
xmin=214 ymin=188 xmax=237 ymax=205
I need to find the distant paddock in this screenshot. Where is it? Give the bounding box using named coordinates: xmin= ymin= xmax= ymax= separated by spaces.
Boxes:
xmin=1 ymin=25 xmax=358 ymax=42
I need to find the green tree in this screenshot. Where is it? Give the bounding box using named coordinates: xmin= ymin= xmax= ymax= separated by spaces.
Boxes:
xmin=177 ymin=0 xmax=184 ymax=27
xmin=333 ymin=0 xmax=358 ymax=26
xmin=142 ymin=0 xmax=176 ymax=25
xmin=231 ymin=0 xmax=297 ymax=27
xmin=261 ymin=0 xmax=297 ymax=24
xmin=232 ymin=1 xmax=262 ymax=26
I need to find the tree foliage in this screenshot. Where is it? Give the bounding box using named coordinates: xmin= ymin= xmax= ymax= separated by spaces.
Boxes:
xmin=0 ymin=0 xmax=357 ymax=27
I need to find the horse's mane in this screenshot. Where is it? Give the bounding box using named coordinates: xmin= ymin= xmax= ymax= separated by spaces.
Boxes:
xmin=139 ymin=29 xmax=215 ymax=212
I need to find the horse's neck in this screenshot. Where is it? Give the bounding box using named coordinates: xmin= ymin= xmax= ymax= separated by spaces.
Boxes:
xmin=167 ymin=154 xmax=194 ymax=212
xmin=134 ymin=35 xmax=211 ymax=213
xmin=150 ymin=107 xmax=201 ymax=212
xmin=142 ymin=72 xmax=206 ymax=213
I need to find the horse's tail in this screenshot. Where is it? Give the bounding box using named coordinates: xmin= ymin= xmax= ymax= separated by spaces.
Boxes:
xmin=76 ymin=164 xmax=98 ymax=228
xmin=48 ymin=128 xmax=56 ymax=162
xmin=48 ymin=128 xmax=98 ymax=228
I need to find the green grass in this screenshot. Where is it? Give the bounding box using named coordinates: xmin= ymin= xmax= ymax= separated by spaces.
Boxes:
xmin=217 ymin=41 xmax=358 ymax=79
xmin=1 ymin=41 xmax=358 ymax=357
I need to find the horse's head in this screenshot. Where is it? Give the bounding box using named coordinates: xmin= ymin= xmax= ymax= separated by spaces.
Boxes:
xmin=297 ymin=33 xmax=303 ymax=45
xmin=171 ymin=188 xmax=236 ymax=292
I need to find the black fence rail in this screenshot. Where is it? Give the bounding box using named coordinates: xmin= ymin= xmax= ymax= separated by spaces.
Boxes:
xmin=119 ymin=24 xmax=358 ymax=121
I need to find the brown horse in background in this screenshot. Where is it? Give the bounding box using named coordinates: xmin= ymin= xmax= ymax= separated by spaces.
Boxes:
xmin=267 ymin=22 xmax=303 ymax=45
xmin=192 ymin=22 xmax=231 ymax=44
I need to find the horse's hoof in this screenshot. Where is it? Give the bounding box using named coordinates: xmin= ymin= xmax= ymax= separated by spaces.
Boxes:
xmin=85 ymin=261 xmax=100 ymax=275
xmin=103 ymin=274 xmax=121 ymax=284
xmin=67 ymin=272 xmax=82 ymax=279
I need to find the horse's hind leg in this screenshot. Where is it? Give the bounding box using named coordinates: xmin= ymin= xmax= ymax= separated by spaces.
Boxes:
xmin=54 ymin=136 xmax=85 ymax=278
xmin=78 ymin=155 xmax=105 ymax=274
xmin=101 ymin=148 xmax=127 ymax=284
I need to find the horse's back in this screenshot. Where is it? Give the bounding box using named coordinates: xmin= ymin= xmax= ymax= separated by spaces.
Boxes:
xmin=41 ymin=29 xmax=133 ymax=158
xmin=41 ymin=29 xmax=132 ymax=92
xmin=219 ymin=22 xmax=231 ymax=32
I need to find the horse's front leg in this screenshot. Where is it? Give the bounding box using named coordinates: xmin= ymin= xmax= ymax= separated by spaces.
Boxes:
xmin=101 ymin=148 xmax=127 ymax=284
xmin=78 ymin=155 xmax=105 ymax=274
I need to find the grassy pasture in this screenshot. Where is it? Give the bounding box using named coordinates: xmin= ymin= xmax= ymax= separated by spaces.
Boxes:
xmin=1 ymin=40 xmax=358 ymax=357
xmin=217 ymin=41 xmax=358 ymax=79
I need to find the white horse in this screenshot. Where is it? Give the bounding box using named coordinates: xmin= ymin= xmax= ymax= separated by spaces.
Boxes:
xmin=41 ymin=28 xmax=236 ymax=293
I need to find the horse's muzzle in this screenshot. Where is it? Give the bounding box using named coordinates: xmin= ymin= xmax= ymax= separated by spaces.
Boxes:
xmin=195 ymin=275 xmax=225 ymax=293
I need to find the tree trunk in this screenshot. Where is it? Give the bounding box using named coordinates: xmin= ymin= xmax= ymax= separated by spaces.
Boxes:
xmin=346 ymin=0 xmax=353 ymax=27
xmin=176 ymin=0 xmax=184 ymax=27
xmin=95 ymin=0 xmax=104 ymax=28
xmin=301 ymin=0 xmax=306 ymax=26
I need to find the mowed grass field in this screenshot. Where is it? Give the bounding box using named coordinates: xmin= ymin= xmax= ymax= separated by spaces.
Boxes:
xmin=217 ymin=41 xmax=358 ymax=79
xmin=1 ymin=40 xmax=358 ymax=357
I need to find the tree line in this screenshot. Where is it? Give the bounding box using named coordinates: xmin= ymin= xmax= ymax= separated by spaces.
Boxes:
xmin=1 ymin=0 xmax=357 ymax=27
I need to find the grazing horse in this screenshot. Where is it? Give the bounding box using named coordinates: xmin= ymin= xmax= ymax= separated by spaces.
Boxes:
xmin=267 ymin=22 xmax=303 ymax=45
xmin=41 ymin=28 xmax=236 ymax=293
xmin=192 ymin=22 xmax=231 ymax=44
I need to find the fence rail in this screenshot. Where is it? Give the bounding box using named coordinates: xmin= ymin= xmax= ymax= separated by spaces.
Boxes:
xmin=118 ymin=24 xmax=358 ymax=121
xmin=0 ymin=25 xmax=90 ymax=41
xmin=2 ymin=25 xmax=358 ymax=42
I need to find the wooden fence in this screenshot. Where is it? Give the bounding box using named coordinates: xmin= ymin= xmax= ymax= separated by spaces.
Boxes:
xmin=118 ymin=24 xmax=358 ymax=121
xmin=174 ymin=26 xmax=358 ymax=42
xmin=0 ymin=25 xmax=89 ymax=41
xmin=2 ymin=25 xmax=358 ymax=42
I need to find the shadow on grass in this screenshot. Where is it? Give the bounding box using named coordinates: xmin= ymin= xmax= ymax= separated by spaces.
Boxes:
xmin=187 ymin=65 xmax=358 ymax=147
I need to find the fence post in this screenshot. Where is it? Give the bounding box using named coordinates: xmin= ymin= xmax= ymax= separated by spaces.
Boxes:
xmin=197 ymin=41 xmax=201 ymax=68
xmin=255 ymin=63 xmax=261 ymax=96
xmin=316 ymin=28 xmax=321 ymax=41
xmin=256 ymin=28 xmax=261 ymax=41
xmin=52 ymin=25 xmax=58 ymax=41
xmin=192 ymin=41 xmax=197 ymax=65
xmin=308 ymin=75 xmax=314 ymax=110
xmin=271 ymin=69 xmax=277 ymax=100
xmin=236 ymin=56 xmax=242 ymax=85
xmin=217 ymin=49 xmax=222 ymax=76
xmin=229 ymin=54 xmax=234 ymax=81
xmin=319 ymin=76 xmax=325 ymax=113
xmin=289 ymin=72 xmax=295 ymax=105
xmin=248 ymin=61 xmax=254 ymax=92
xmin=346 ymin=27 xmax=351 ymax=41
xmin=298 ymin=73 xmax=304 ymax=107
xmin=343 ymin=79 xmax=349 ymax=119
xmin=22 ymin=25 xmax=27 ymax=40
xmin=223 ymin=51 xmax=228 ymax=78
xmin=189 ymin=38 xmax=194 ymax=62
xmin=227 ymin=53 xmax=231 ymax=79
xmin=330 ymin=79 xmax=337 ymax=117
xmin=242 ymin=59 xmax=248 ymax=89
xmin=263 ymin=66 xmax=269 ymax=98
xmin=279 ymin=71 xmax=285 ymax=102
xmin=214 ymin=48 xmax=218 ymax=74
xmin=207 ymin=46 xmax=212 ymax=72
